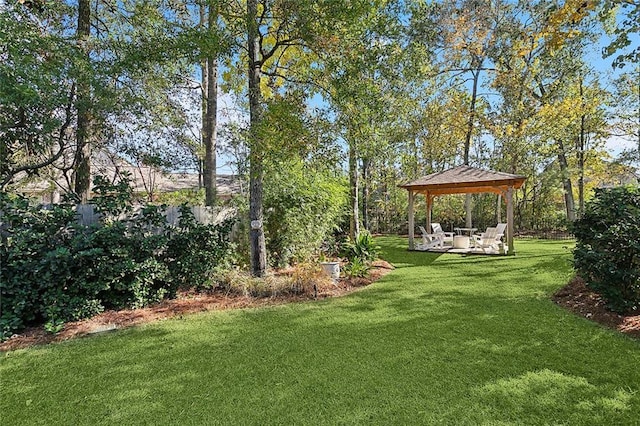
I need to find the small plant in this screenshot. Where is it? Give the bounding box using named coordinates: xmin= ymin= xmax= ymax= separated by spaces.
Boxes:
xmin=342 ymin=231 xmax=380 ymax=263
xmin=342 ymin=257 xmax=371 ymax=278
xmin=212 ymin=264 xmax=328 ymax=299
xmin=340 ymin=231 xmax=379 ymax=279
xmin=290 ymin=263 xmax=331 ymax=297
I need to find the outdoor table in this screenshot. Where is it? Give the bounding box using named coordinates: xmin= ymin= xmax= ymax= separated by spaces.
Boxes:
xmin=454 ymin=227 xmax=477 ymax=236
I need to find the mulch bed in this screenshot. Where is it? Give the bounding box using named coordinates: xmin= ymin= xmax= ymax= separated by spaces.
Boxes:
xmin=552 ymin=276 xmax=640 ymax=339
xmin=0 ymin=260 xmax=394 ymax=352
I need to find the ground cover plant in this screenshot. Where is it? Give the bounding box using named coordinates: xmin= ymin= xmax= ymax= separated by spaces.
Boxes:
xmin=1 ymin=238 xmax=640 ymax=425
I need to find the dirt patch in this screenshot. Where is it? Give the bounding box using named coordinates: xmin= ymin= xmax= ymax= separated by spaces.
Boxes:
xmin=553 ymin=276 xmax=640 ymax=339
xmin=0 ymin=260 xmax=394 ymax=352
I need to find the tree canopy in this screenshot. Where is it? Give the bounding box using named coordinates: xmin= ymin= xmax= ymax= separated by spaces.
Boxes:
xmin=1 ymin=0 xmax=638 ymax=273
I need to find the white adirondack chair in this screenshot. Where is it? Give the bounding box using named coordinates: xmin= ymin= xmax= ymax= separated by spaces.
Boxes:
xmin=473 ymin=225 xmax=506 ymax=253
xmin=431 ymin=223 xmax=454 ymax=246
xmin=415 ymin=225 xmax=444 ymax=250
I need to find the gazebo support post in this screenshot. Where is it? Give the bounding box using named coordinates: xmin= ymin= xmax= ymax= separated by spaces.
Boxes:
xmin=408 ymin=190 xmax=415 ymax=250
xmin=506 ymin=186 xmax=515 ymax=255
xmin=426 ymin=193 xmax=433 ymax=233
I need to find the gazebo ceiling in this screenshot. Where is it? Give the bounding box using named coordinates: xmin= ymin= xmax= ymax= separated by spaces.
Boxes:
xmin=399 ymin=165 xmax=526 ymax=195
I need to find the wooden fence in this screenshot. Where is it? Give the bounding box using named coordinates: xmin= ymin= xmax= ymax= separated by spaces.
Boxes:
xmin=75 ymin=204 xmax=235 ymax=226
xmin=0 ymin=204 xmax=235 ymax=228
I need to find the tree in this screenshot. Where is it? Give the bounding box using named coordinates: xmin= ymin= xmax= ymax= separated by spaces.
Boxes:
xmin=487 ymin=0 xmax=603 ymax=223
xmin=200 ymin=0 xmax=220 ymax=207
xmin=245 ymin=0 xmax=267 ymax=276
xmin=225 ymin=0 xmax=383 ymax=275
xmin=2 ymin=0 xmax=202 ymax=199
xmin=0 ymin=2 xmax=78 ymax=189
xmin=609 ymin=68 xmax=640 ymax=161
xmin=419 ymin=0 xmax=507 ymax=226
xmin=599 ymin=0 xmax=640 ymax=68
xmin=316 ymin=0 xmax=407 ymax=239
xmin=72 ymin=0 xmax=91 ymax=202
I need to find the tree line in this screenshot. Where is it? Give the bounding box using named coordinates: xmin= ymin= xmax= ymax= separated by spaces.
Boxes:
xmin=1 ymin=0 xmax=638 ymax=276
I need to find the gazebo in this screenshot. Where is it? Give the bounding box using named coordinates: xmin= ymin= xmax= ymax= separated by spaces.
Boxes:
xmin=399 ymin=165 xmax=526 ymax=255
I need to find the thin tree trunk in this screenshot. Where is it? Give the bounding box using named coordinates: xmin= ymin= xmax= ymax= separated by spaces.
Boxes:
xmin=463 ymin=67 xmax=480 ymax=165
xmin=203 ymin=1 xmax=218 ymax=206
xmin=577 ymin=117 xmax=585 ymax=216
xmin=362 ymin=157 xmax=369 ymax=231
xmin=577 ymin=79 xmax=585 ymax=217
xmin=73 ymin=0 xmax=91 ymax=202
xmin=463 ymin=66 xmax=481 ymax=228
xmin=349 ymin=137 xmax=359 ymax=240
xmin=247 ymin=0 xmax=266 ymax=277
xmin=557 ymin=139 xmax=576 ymax=222
xmin=199 ymin=3 xmax=207 ymax=192
xmin=411 ymin=137 xmax=418 ymax=178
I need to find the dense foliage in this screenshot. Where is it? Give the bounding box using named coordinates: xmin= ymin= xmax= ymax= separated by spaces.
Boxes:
xmin=263 ymin=160 xmax=348 ymax=267
xmin=0 ymin=178 xmax=234 ymax=339
xmin=573 ymin=186 xmax=640 ymax=313
xmin=2 ymin=0 xmax=639 ymax=280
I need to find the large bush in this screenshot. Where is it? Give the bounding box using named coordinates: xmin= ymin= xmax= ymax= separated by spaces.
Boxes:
xmin=263 ymin=160 xmax=348 ymax=267
xmin=0 ymin=178 xmax=234 ymax=339
xmin=572 ymin=186 xmax=640 ymax=314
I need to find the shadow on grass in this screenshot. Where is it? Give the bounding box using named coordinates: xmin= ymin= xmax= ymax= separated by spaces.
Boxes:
xmin=3 ymin=237 xmax=637 ymax=425
xmin=3 ymin=268 xmax=638 ymax=424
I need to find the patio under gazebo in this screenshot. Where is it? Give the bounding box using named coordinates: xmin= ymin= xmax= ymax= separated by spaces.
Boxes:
xmin=399 ymin=165 xmax=526 ymax=255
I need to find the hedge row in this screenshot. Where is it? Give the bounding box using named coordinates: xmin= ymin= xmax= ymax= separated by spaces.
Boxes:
xmin=0 ymin=183 xmax=233 ymax=339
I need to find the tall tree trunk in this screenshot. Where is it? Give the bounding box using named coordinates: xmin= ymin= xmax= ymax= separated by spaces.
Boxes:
xmin=349 ymin=137 xmax=359 ymax=240
xmin=557 ymin=139 xmax=576 ymax=222
xmin=203 ymin=1 xmax=218 ymax=207
xmin=247 ymin=0 xmax=266 ymax=277
xmin=411 ymin=137 xmax=419 ymax=178
xmin=73 ymin=0 xmax=91 ymax=202
xmin=198 ymin=0 xmax=209 ymax=189
xmin=577 ymin=117 xmax=585 ymax=217
xmin=463 ymin=68 xmax=480 ymax=165
xmin=463 ymin=66 xmax=481 ymax=227
xmin=362 ymin=157 xmax=370 ymax=231
xmin=199 ymin=3 xmax=207 ymax=192
xmin=577 ymin=79 xmax=585 ymax=217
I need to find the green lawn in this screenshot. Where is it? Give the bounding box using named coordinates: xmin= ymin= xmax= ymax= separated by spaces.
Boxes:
xmin=2 ymin=238 xmax=639 ymax=425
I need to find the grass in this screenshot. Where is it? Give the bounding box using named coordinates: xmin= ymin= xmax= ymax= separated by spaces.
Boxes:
xmin=1 ymin=238 xmax=639 ymax=425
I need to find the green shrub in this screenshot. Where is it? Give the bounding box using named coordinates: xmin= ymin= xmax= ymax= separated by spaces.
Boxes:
xmin=342 ymin=231 xmax=380 ymax=263
xmin=166 ymin=206 xmax=235 ymax=289
xmin=263 ymin=160 xmax=348 ymax=267
xmin=155 ymin=189 xmax=205 ymax=206
xmin=340 ymin=231 xmax=380 ymax=279
xmin=342 ymin=257 xmax=371 ymax=278
xmin=0 ymin=177 xmax=234 ymax=339
xmin=572 ymin=186 xmax=640 ymax=314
